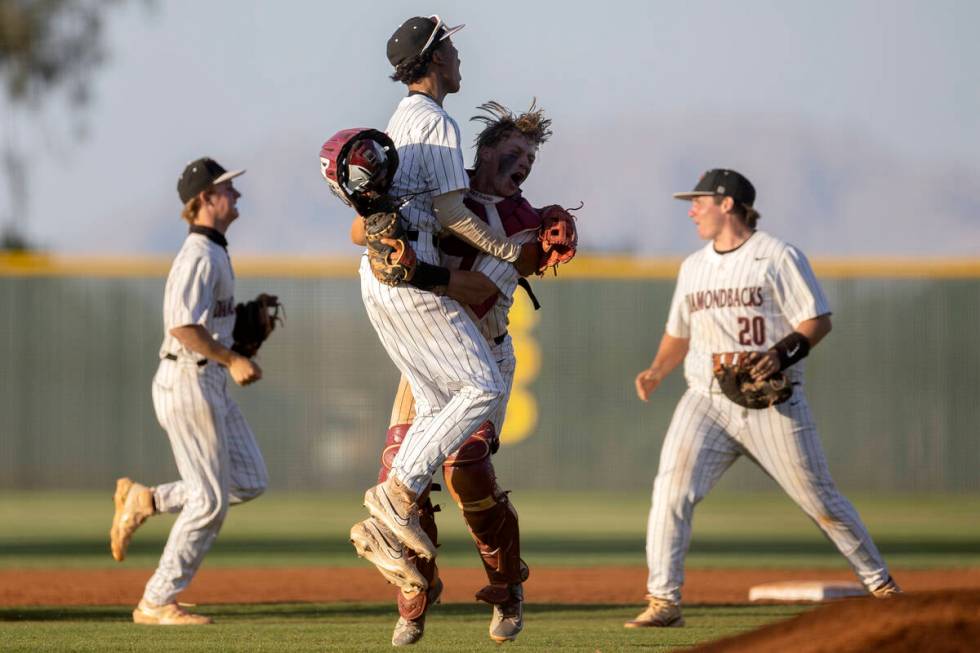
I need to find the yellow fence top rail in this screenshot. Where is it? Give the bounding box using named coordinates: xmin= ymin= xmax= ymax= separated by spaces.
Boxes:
xmin=0 ymin=252 xmax=978 ymax=279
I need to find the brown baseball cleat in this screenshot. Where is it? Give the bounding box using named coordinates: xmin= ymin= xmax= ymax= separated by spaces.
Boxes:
xmin=363 ymin=476 xmax=437 ymax=560
xmin=869 ymin=577 xmax=902 ymax=598
xmin=109 ymin=477 xmax=155 ymax=562
xmin=391 ymin=579 xmax=443 ymax=647
xmin=350 ymin=517 xmax=428 ymax=594
xmin=488 ymin=582 xmax=525 ymax=643
xmin=624 ymin=595 xmax=685 ymax=628
xmin=132 ymin=600 xmax=213 ymax=625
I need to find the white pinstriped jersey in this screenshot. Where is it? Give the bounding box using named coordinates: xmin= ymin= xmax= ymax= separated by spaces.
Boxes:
xmin=386 ymin=93 xmax=470 ymax=260
xmin=158 ymin=232 xmax=236 ymax=359
xmin=457 ymin=190 xmax=536 ymax=340
xmin=666 ymin=231 xmax=830 ymax=392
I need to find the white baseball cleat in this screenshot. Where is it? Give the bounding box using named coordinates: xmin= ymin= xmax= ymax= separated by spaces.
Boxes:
xmin=350 ymin=517 xmax=428 ymax=594
xmin=132 ymin=600 xmax=213 ymax=625
xmin=624 ymin=595 xmax=685 ymax=628
xmin=110 ymin=477 xmax=155 ymax=562
xmin=363 ymin=476 xmax=437 ymax=560
xmin=488 ymin=582 xmax=525 ymax=643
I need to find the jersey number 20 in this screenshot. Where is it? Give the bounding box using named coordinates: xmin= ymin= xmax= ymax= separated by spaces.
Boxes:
xmin=738 ymin=317 xmax=766 ymax=346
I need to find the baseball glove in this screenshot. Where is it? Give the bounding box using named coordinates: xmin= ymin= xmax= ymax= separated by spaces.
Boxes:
xmin=712 ymin=352 xmax=793 ymax=409
xmin=364 ymin=210 xmax=417 ymax=286
xmin=537 ymin=204 xmax=578 ymax=274
xmin=231 ymin=294 xmax=284 ymax=358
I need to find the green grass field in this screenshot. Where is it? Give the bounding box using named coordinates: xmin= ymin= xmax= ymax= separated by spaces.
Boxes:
xmin=1 ymin=491 xmax=977 ymax=569
xmin=0 ymin=603 xmax=809 ymax=652
xmin=1 ymin=491 xmax=977 ymax=651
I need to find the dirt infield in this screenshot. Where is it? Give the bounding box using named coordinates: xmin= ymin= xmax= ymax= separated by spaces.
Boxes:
xmin=692 ymin=589 xmax=980 ymax=653
xmin=2 ymin=567 xmax=978 ymax=606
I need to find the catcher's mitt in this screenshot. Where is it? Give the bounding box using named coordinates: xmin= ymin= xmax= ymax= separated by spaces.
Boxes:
xmin=364 ymin=210 xmax=417 ymax=286
xmin=231 ymin=294 xmax=284 ymax=358
xmin=712 ymin=352 xmax=793 ymax=409
xmin=537 ymin=204 xmax=578 ymax=274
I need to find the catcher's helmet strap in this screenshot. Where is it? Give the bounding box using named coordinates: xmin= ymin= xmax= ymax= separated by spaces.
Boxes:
xmin=517 ymin=278 xmax=541 ymax=310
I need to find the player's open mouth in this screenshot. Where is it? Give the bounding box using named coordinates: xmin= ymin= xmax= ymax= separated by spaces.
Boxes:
xmin=511 ymin=171 xmax=526 ymax=185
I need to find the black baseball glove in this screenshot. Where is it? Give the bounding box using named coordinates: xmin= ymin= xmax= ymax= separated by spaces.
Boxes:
xmin=712 ymin=352 xmax=793 ymax=409
xmin=231 ymin=293 xmax=284 ymax=358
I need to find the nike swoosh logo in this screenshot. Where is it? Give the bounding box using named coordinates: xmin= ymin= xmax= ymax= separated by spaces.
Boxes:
xmin=373 ymin=524 xmax=404 ymax=558
xmin=382 ymin=490 xmax=410 ymax=527
xmin=787 ymin=343 xmax=800 ymax=357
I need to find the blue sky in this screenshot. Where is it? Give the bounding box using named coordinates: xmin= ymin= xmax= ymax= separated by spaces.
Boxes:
xmin=3 ymin=0 xmax=978 ymax=255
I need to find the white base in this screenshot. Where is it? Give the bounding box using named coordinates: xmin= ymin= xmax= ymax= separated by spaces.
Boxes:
xmin=748 ymin=580 xmax=867 ymax=602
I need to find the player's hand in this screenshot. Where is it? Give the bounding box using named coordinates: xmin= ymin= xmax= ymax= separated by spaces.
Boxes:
xmin=229 ymin=354 xmax=262 ymax=386
xmin=749 ymin=350 xmax=780 ymax=381
xmin=635 ymin=367 xmax=663 ymax=402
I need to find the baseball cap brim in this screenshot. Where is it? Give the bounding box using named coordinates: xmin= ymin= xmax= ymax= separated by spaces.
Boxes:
xmin=672 ymin=191 xmax=714 ymax=200
xmin=213 ymin=169 xmax=246 ymax=184
xmin=439 ymin=23 xmax=465 ymax=40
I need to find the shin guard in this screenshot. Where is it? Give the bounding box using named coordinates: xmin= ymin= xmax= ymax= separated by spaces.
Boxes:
xmin=443 ymin=422 xmax=527 ymax=600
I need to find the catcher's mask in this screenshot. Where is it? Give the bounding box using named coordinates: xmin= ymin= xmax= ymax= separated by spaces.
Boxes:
xmin=319 ymin=129 xmax=398 ymax=211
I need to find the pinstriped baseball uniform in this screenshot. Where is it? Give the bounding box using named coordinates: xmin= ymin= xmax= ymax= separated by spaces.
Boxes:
xmin=386 ymin=189 xmax=539 ymax=433
xmin=359 ymin=93 xmax=505 ymax=495
xmin=143 ymin=228 xmax=267 ymax=606
xmin=645 ymin=230 xmax=891 ymax=603
xmin=449 ymin=189 xmax=540 ymax=428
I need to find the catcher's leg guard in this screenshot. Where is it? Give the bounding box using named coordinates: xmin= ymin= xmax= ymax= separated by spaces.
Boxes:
xmin=379 ymin=423 xmax=441 ymax=621
xmin=442 ymin=421 xmax=528 ymax=602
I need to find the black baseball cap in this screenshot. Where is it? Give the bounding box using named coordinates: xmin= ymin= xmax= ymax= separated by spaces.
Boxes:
xmin=386 ymin=15 xmax=465 ymax=67
xmin=177 ymin=157 xmax=245 ymax=204
xmin=673 ymin=169 xmax=756 ymax=207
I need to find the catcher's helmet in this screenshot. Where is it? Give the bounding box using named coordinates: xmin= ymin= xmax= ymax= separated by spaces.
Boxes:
xmin=319 ymin=128 xmax=398 ymax=210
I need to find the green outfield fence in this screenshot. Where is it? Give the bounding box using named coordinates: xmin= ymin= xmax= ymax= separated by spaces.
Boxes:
xmin=0 ymin=254 xmax=978 ymax=492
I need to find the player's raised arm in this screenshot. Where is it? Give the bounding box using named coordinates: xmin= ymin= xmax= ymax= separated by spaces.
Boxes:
xmin=635 ymin=334 xmax=689 ymax=401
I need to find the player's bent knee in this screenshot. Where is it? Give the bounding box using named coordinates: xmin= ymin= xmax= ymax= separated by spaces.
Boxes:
xmin=459 ymin=384 xmax=504 ymax=413
xmin=187 ymin=489 xmax=230 ymax=526
xmin=232 ymin=481 xmax=266 ymax=503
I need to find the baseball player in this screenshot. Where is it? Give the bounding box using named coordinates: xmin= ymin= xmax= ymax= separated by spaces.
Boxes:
xmin=354 ymin=101 xmax=554 ymax=646
xmin=626 ymin=169 xmax=900 ymax=629
xmin=109 ymin=158 xmax=268 ymax=625
xmin=354 ymin=15 xmax=544 ymax=570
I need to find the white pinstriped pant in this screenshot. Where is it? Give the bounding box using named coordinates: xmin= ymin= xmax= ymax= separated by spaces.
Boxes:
xmin=646 ymin=388 xmax=890 ymax=603
xmin=487 ymin=335 xmax=516 ymax=432
xmin=359 ymin=254 xmax=504 ymax=495
xmin=143 ymin=361 xmax=268 ymax=605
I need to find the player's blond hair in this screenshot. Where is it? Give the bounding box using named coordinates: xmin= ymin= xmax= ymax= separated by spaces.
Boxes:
xmin=180 ymin=197 xmax=202 ymax=224
xmin=471 ymin=99 xmax=553 ymax=160
xmin=180 ymin=188 xmax=216 ymax=224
